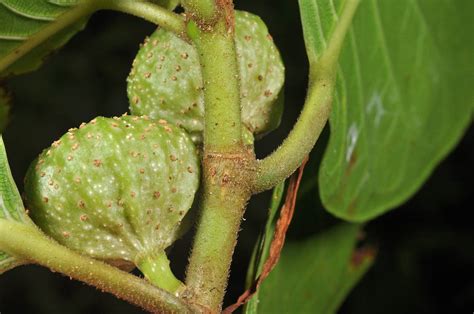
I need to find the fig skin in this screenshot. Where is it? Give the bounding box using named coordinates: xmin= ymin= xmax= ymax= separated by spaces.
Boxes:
xmin=24 ymin=115 xmax=199 ymax=293
xmin=127 ymin=10 xmax=285 ymax=143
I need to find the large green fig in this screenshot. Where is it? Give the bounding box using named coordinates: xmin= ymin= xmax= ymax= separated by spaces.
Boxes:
xmin=127 ymin=10 xmax=285 ymax=143
xmin=24 ymin=115 xmax=199 ymax=294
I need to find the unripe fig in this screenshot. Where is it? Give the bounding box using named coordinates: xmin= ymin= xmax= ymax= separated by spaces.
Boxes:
xmin=127 ymin=10 xmax=285 ymax=143
xmin=24 ymin=115 xmax=199 ymax=293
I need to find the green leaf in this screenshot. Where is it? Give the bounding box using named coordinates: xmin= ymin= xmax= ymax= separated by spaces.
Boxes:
xmin=0 ymin=136 xmax=28 ymax=273
xmin=300 ymin=0 xmax=474 ymax=221
xmin=255 ymin=223 xmax=374 ymax=314
xmin=0 ymin=86 xmax=11 ymax=132
xmin=0 ymin=0 xmax=94 ymax=76
xmin=244 ymin=181 xmax=285 ymax=314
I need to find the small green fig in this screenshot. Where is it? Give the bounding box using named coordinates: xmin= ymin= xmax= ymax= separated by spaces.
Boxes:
xmin=24 ymin=115 xmax=199 ymax=294
xmin=127 ymin=10 xmax=285 ymax=143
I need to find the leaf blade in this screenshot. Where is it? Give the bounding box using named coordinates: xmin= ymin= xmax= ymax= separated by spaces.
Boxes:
xmin=0 ymin=136 xmax=28 ymax=273
xmin=0 ymin=0 xmax=92 ymax=76
xmin=256 ymin=223 xmax=374 ymax=314
xmin=301 ymin=0 xmax=474 ymax=221
xmin=244 ymin=182 xmax=285 ymax=314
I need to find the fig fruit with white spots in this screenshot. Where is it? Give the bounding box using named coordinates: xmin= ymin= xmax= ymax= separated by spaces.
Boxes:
xmin=127 ymin=10 xmax=285 ymax=143
xmin=24 ymin=115 xmax=199 ymax=294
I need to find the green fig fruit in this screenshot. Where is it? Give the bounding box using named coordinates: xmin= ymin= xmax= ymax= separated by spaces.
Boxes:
xmin=24 ymin=115 xmax=199 ymax=294
xmin=127 ymin=10 xmax=285 ymax=143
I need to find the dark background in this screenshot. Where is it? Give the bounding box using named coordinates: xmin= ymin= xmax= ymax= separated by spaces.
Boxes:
xmin=0 ymin=1 xmax=472 ymax=313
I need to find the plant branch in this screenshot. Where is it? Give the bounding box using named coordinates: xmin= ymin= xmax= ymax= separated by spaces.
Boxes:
xmin=0 ymin=220 xmax=194 ymax=313
xmin=184 ymin=151 xmax=254 ymax=311
xmin=186 ymin=19 xmax=242 ymax=152
xmin=181 ymin=0 xmax=217 ymax=20
xmin=99 ymin=0 xmax=186 ymax=36
xmin=253 ymin=0 xmax=360 ymax=193
xmin=183 ymin=1 xmax=257 ymax=311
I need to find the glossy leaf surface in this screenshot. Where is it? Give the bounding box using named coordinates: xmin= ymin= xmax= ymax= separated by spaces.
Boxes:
xmin=300 ymin=0 xmax=474 ymax=221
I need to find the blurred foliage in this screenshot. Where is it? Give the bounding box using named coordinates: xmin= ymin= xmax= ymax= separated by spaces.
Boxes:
xmin=0 ymin=1 xmax=472 ymax=313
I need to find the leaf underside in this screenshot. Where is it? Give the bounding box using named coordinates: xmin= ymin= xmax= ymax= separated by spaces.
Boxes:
xmin=0 ymin=136 xmax=28 ymax=273
xmin=300 ymin=0 xmax=473 ymax=221
xmin=0 ymin=0 xmax=88 ymax=77
xmin=254 ymin=223 xmax=374 ymax=314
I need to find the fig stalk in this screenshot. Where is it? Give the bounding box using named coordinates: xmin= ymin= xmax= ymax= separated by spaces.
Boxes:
xmin=137 ymin=251 xmax=185 ymax=295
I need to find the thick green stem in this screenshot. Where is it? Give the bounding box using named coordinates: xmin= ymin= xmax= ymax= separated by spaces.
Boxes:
xmin=183 ymin=1 xmax=257 ymax=311
xmin=187 ymin=19 xmax=243 ymax=152
xmin=0 ymin=220 xmax=193 ymax=313
xmin=254 ymin=0 xmax=360 ymax=193
xmin=185 ymin=151 xmax=254 ymax=311
xmin=181 ymin=0 xmax=217 ymax=20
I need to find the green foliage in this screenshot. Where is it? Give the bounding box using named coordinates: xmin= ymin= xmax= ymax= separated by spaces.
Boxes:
xmin=244 ymin=182 xmax=285 ymax=313
xmin=24 ymin=116 xmax=199 ymax=290
xmin=127 ymin=10 xmax=285 ymax=143
xmin=0 ymin=136 xmax=28 ymax=273
xmin=255 ymin=223 xmax=373 ymax=314
xmin=0 ymin=0 xmax=92 ymax=77
xmin=300 ymin=0 xmax=474 ymax=222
